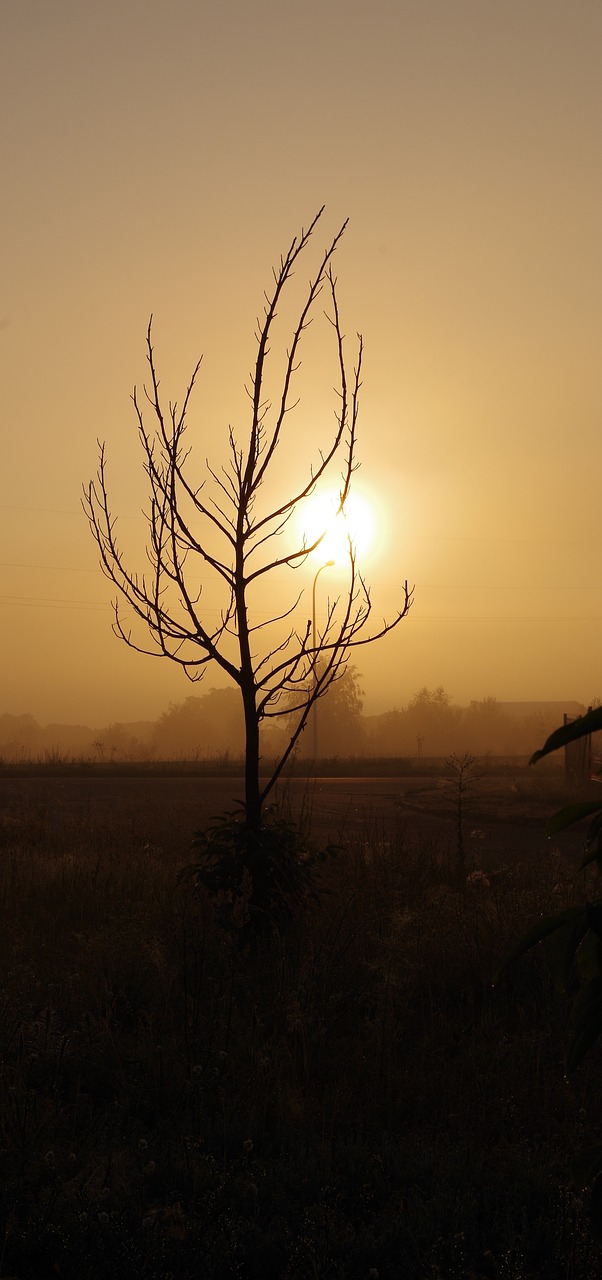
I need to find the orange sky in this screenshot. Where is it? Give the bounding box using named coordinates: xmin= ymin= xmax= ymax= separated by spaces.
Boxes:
xmin=2 ymin=1 xmax=602 ymax=727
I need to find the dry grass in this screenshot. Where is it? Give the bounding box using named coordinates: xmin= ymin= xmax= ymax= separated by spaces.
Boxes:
xmin=0 ymin=774 xmax=599 ymax=1278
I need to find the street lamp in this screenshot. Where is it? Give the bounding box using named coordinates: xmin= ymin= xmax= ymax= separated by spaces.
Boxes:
xmin=312 ymin=559 xmax=334 ymax=758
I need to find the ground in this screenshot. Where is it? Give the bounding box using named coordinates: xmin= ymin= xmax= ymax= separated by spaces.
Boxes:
xmin=1 ymin=766 xmax=590 ymax=865
xmin=0 ymin=763 xmax=599 ymax=1278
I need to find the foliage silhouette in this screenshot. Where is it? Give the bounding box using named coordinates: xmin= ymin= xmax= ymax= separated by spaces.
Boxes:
xmin=497 ymin=707 xmax=602 ymax=1240
xmin=179 ymin=806 xmax=338 ymax=946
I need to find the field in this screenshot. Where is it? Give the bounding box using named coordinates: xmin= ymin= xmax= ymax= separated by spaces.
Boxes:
xmin=0 ymin=766 xmax=601 ymax=1278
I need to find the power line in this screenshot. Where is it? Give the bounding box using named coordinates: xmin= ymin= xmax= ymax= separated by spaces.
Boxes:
xmin=2 ymin=502 xmax=602 ymax=549
xmin=408 ymin=615 xmax=602 ymax=623
xmin=1 ymin=594 xmax=109 ymax=610
xmin=2 ymin=591 xmax=602 ymax=624
xmin=0 ymin=561 xmax=100 ymax=573
xmin=0 ymin=503 xmax=82 ymax=517
xmin=0 ymin=503 xmax=142 ymax=521
xmin=2 ymin=558 xmax=602 ymax=596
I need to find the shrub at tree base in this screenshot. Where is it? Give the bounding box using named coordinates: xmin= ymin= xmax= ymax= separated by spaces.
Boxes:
xmin=179 ymin=808 xmax=338 ymax=943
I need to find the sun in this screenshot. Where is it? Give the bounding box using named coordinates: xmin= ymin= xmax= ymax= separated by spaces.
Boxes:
xmin=298 ymin=488 xmax=376 ymax=564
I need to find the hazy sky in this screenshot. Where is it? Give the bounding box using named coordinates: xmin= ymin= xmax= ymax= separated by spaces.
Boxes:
xmin=2 ymin=0 xmax=601 ymax=726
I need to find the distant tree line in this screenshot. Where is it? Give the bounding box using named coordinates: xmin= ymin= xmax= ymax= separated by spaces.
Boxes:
xmin=0 ymin=680 xmax=590 ymax=762
xmin=362 ymin=687 xmax=583 ymax=759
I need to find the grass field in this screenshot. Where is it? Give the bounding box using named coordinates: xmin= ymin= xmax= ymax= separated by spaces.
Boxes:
xmin=0 ymin=767 xmax=600 ymax=1278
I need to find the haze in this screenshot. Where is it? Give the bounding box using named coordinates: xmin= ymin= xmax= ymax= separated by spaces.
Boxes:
xmin=2 ymin=1 xmax=601 ymax=729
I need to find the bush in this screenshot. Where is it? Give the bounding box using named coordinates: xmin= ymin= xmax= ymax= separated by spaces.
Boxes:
xmin=179 ymin=807 xmax=338 ymax=942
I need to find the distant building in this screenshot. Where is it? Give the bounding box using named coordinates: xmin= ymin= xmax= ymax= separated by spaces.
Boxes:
xmin=482 ymin=701 xmax=586 ymax=720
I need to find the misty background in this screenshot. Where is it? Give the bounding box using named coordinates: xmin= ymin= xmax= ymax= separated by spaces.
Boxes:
xmin=0 ymin=678 xmax=591 ymax=763
xmin=2 ymin=2 xmax=601 ymax=729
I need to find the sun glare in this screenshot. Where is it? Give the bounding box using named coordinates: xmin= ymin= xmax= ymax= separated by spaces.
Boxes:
xmin=298 ymin=489 xmax=376 ymax=564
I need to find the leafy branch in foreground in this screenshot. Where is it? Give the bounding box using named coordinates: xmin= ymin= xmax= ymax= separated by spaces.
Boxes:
xmin=496 ymin=707 xmax=602 ymax=1236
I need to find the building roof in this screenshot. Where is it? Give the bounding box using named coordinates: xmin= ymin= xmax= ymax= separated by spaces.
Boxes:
xmin=493 ymin=701 xmax=587 ymax=719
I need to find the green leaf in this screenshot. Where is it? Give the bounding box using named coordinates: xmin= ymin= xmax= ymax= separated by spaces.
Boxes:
xmin=567 ymin=977 xmax=602 ymax=1071
xmin=576 ymin=930 xmax=602 ymax=981
xmin=545 ymin=801 xmax=602 ymax=837
xmin=568 ymin=976 xmax=602 ymax=1030
xmin=530 ymin=706 xmax=602 ymax=765
xmin=581 ymin=814 xmax=602 ymax=870
xmin=573 ymin=1143 xmax=602 ymax=1192
xmin=568 ymin=1020 xmax=602 ymax=1074
xmin=588 ymin=810 xmax=602 ymax=841
xmin=590 ymin=1172 xmax=602 ymax=1245
xmin=544 ymin=913 xmax=590 ymax=992
xmin=494 ymin=907 xmax=585 ymax=984
xmin=587 ymin=904 xmax=602 ymax=941
xmin=579 ymin=839 xmax=602 ymax=871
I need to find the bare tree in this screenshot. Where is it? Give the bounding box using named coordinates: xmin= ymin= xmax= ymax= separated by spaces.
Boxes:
xmin=84 ymin=208 xmax=412 ymax=835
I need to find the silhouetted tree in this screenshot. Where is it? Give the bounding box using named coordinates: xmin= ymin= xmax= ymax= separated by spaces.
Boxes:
xmin=461 ymin=696 xmax=510 ymax=754
xmin=284 ymin=665 xmax=365 ymax=757
xmin=404 ymin=686 xmax=461 ymax=755
xmin=318 ymin=664 xmax=365 ymax=756
xmin=154 ymin=689 xmax=243 ymax=759
xmin=84 ymin=209 xmax=411 ymax=837
xmin=0 ymin=713 xmax=41 ymax=757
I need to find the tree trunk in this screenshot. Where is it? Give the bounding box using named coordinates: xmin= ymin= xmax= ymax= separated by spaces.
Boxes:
xmin=241 ymin=679 xmax=261 ymax=834
xmin=240 ymin=679 xmax=271 ymax=920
